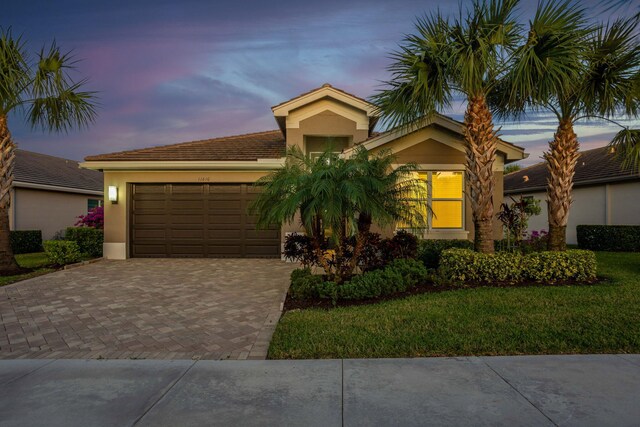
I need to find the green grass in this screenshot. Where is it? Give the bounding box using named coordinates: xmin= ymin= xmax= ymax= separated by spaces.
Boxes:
xmin=268 ymin=252 xmax=640 ymax=359
xmin=0 ymin=252 xmax=54 ymax=287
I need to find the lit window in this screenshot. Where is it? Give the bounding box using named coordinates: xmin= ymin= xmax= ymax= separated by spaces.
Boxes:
xmin=399 ymin=171 xmax=464 ymax=231
xmin=431 ymin=172 xmax=463 ymax=229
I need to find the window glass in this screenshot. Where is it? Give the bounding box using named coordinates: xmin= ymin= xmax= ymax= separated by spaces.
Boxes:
xmin=432 ymin=201 xmax=463 ymax=228
xmin=432 ymin=171 xmax=463 ymax=198
xmin=87 ymin=199 xmax=102 ymax=211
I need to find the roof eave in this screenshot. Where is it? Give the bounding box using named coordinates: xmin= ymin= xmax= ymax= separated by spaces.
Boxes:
xmin=80 ymin=158 xmax=286 ymax=171
xmin=504 ymin=174 xmax=640 ymax=194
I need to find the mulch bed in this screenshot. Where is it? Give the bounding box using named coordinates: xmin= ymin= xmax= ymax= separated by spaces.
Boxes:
xmin=282 ymin=277 xmax=604 ymax=312
xmin=0 ymin=267 xmax=34 ymax=277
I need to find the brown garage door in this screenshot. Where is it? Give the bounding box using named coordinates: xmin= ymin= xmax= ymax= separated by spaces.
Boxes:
xmin=130 ymin=183 xmax=280 ymax=258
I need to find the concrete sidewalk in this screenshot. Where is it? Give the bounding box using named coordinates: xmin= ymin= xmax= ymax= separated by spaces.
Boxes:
xmin=0 ymin=355 xmax=638 ymax=426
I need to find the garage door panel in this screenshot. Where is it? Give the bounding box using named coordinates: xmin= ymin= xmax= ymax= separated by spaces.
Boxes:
xmin=208 ymin=215 xmax=242 ymax=225
xmin=170 ymin=244 xmax=206 ymax=255
xmin=166 ymin=200 xmax=205 ymax=209
xmin=133 ymin=229 xmax=166 ymax=239
xmin=169 ymin=214 xmax=204 ymax=225
xmin=206 ymin=229 xmax=242 ymax=239
xmin=208 ymin=200 xmax=242 ymax=209
xmin=134 ymin=185 xmax=166 ymax=194
xmin=132 ymin=244 xmax=168 ymax=256
xmin=171 ymin=184 xmax=206 ymax=194
xmin=133 ymin=199 xmax=166 ymax=209
xmin=133 ymin=214 xmax=166 ymax=225
xmin=131 ymin=183 xmax=279 ymax=258
xmin=170 ymin=229 xmax=204 ymax=239
xmin=208 ymin=185 xmax=242 ymax=193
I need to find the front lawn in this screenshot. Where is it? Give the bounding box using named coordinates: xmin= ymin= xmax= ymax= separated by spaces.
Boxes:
xmin=268 ymin=252 xmax=640 ymax=359
xmin=0 ymin=252 xmax=54 ymax=287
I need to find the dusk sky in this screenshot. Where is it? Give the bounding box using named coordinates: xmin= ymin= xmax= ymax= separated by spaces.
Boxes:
xmin=3 ymin=0 xmax=639 ymax=166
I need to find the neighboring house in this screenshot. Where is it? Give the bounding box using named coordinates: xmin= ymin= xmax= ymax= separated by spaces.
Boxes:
xmin=10 ymin=149 xmax=104 ymax=239
xmin=82 ymin=84 xmax=526 ymax=259
xmin=504 ymin=146 xmax=640 ymax=245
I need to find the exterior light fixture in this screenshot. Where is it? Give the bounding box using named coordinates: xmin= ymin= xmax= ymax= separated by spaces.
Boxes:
xmin=108 ymin=185 xmax=118 ymax=203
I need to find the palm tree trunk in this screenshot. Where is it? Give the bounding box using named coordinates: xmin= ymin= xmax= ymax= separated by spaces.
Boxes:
xmin=545 ymin=118 xmax=579 ymax=251
xmin=464 ymin=95 xmax=498 ymax=254
xmin=0 ymin=114 xmax=20 ymax=274
xmin=349 ymin=212 xmax=372 ymax=274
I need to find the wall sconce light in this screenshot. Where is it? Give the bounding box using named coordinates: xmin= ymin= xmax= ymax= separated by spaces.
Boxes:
xmin=108 ymin=185 xmax=118 ymax=203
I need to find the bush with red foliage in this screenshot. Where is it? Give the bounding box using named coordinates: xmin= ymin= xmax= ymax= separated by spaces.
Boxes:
xmin=75 ymin=206 xmax=104 ymax=229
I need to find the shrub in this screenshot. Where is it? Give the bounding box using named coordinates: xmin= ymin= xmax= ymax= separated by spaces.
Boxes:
xmin=521 ymin=250 xmax=597 ymax=282
xmin=384 ymin=230 xmax=419 ymax=260
xmin=417 ymin=239 xmax=474 ymax=269
xmin=439 ymin=248 xmax=597 ymax=284
xmin=9 ymin=230 xmax=43 ymax=254
xmin=44 ymin=240 xmax=81 ymax=266
xmin=289 ymin=258 xmax=429 ymax=303
xmin=283 ymin=234 xmax=319 ymax=267
xmin=75 ymin=206 xmax=104 ymax=229
xmin=65 ymin=227 xmax=104 ymax=257
xmin=289 ymin=268 xmax=324 ymax=300
xmin=577 ymin=225 xmax=640 ymax=252
xmin=439 ymin=249 xmax=523 ymax=283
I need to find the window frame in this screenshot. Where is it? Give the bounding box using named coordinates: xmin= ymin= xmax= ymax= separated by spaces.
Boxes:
xmin=428 ymin=171 xmax=465 ymax=230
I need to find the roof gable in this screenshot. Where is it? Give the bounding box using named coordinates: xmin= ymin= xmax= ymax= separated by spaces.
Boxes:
xmin=346 ymin=114 xmax=527 ymax=162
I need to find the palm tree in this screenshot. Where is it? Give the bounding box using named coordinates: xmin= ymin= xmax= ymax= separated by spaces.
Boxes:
xmin=1 ymin=29 xmax=97 ymax=274
xmin=372 ymin=0 xmax=520 ymax=254
xmin=250 ymin=146 xmax=427 ymax=282
xmin=497 ymin=1 xmax=639 ymax=250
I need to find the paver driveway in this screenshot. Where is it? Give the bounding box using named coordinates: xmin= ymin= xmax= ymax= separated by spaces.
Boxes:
xmin=0 ymin=259 xmax=296 ymax=360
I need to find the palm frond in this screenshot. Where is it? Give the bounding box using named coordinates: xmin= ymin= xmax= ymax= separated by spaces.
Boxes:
xmin=27 ymin=41 xmax=97 ymax=132
xmin=500 ymin=0 xmax=589 ymax=117
xmin=609 ymin=127 xmax=640 ymax=172
xmin=581 ymin=16 xmax=640 ymax=118
xmin=370 ymin=11 xmax=452 ymax=130
xmin=0 ymin=27 xmax=30 ymax=114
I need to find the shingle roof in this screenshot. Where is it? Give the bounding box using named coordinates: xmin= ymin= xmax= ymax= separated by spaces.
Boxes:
xmin=504 ymin=146 xmax=639 ymax=194
xmin=84 ymin=130 xmax=286 ymax=162
xmin=15 ymin=149 xmax=103 ymax=193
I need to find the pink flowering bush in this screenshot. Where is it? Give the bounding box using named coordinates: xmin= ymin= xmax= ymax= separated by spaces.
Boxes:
xmin=75 ymin=206 xmax=104 ymax=229
xmin=522 ymin=230 xmax=548 ymax=253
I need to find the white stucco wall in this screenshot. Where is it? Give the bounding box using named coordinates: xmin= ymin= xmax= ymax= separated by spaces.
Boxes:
xmin=508 ymin=180 xmax=640 ymax=245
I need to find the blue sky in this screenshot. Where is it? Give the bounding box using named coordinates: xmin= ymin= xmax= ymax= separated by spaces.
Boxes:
xmin=3 ymin=0 xmax=638 ymax=165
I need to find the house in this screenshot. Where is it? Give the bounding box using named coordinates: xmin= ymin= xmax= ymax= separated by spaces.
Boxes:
xmin=10 ymin=149 xmax=104 ymax=239
xmin=504 ymin=146 xmax=640 ymax=244
xmin=81 ymin=84 xmax=526 ymax=259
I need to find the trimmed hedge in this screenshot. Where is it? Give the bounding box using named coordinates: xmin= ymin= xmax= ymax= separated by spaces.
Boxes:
xmin=9 ymin=230 xmax=43 ymax=254
xmin=439 ymin=248 xmax=597 ymax=284
xmin=44 ymin=240 xmax=81 ymax=266
xmin=65 ymin=227 xmax=103 ymax=257
xmin=417 ymin=239 xmax=474 ymax=269
xmin=577 ymin=225 xmax=640 ymax=252
xmin=289 ymin=258 xmax=429 ymax=303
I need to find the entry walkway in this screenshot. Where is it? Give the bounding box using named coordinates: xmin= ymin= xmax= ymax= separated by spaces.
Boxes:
xmin=0 ymin=354 xmax=638 ymax=426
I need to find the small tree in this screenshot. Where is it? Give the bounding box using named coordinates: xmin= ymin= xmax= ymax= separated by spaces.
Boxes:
xmin=497 ymin=196 xmax=541 ymax=250
xmin=251 ymin=146 xmax=428 ymax=282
